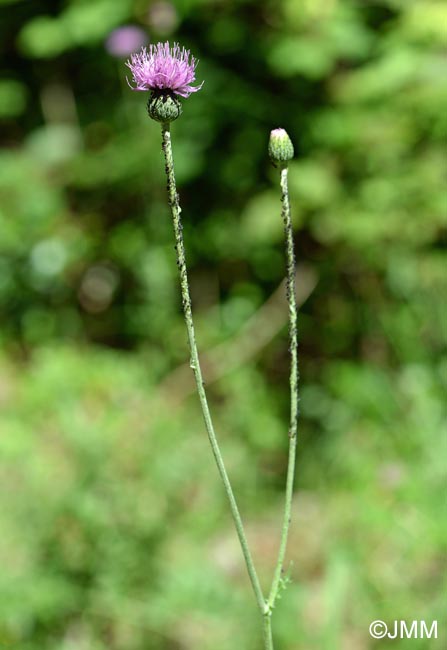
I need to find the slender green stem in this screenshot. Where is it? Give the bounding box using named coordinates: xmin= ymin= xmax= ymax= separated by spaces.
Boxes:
xmin=263 ymin=613 xmax=274 ymax=650
xmin=160 ymin=122 xmax=267 ymax=618
xmin=267 ymin=164 xmax=298 ymax=611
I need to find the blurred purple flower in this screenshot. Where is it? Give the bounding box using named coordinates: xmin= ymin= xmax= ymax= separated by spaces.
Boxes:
xmin=105 ymin=26 xmax=148 ymax=58
xmin=125 ymin=42 xmax=203 ymax=98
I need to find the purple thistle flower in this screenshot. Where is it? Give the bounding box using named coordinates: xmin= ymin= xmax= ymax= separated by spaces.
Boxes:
xmin=125 ymin=41 xmax=203 ymax=98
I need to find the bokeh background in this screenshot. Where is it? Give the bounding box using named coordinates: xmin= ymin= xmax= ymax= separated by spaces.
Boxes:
xmin=0 ymin=0 xmax=446 ymax=648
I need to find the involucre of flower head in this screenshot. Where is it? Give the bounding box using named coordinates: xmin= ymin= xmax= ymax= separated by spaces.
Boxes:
xmin=125 ymin=41 xmax=203 ymax=98
xmin=268 ymin=128 xmax=294 ymax=165
xmin=147 ymin=92 xmax=182 ymax=123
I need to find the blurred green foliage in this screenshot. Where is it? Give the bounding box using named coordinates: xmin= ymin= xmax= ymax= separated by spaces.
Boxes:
xmin=0 ymin=0 xmax=445 ymax=648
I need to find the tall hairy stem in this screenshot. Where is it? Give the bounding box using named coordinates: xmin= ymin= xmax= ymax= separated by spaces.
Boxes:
xmin=267 ymin=164 xmax=298 ymax=612
xmin=160 ymin=122 xmax=267 ymax=619
xmin=160 ymin=124 xmax=298 ymax=648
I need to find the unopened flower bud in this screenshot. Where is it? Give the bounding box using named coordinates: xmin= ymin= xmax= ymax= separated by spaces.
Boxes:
xmin=147 ymin=91 xmax=182 ymax=123
xmin=268 ymin=128 xmax=294 ymax=165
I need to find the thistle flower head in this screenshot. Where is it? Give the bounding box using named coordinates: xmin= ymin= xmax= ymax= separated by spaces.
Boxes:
xmin=125 ymin=41 xmax=203 ymax=98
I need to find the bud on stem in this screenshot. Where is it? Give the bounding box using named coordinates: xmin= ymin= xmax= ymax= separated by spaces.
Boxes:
xmin=268 ymin=128 xmax=294 ymax=166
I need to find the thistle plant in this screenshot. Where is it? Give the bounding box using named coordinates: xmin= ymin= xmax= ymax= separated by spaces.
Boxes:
xmin=126 ymin=42 xmax=298 ymax=649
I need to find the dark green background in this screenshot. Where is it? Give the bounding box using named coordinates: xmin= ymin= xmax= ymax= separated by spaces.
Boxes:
xmin=0 ymin=0 xmax=445 ymax=648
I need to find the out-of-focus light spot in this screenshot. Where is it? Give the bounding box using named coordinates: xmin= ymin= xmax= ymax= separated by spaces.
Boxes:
xmin=146 ymin=2 xmax=179 ymax=35
xmin=105 ymin=26 xmax=148 ymax=58
xmin=378 ymin=462 xmax=406 ymax=489
xmin=30 ymin=239 xmax=67 ymax=276
xmin=78 ymin=264 xmax=119 ymax=314
xmin=40 ymin=83 xmax=78 ymax=125
xmin=26 ymin=124 xmax=82 ymax=165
